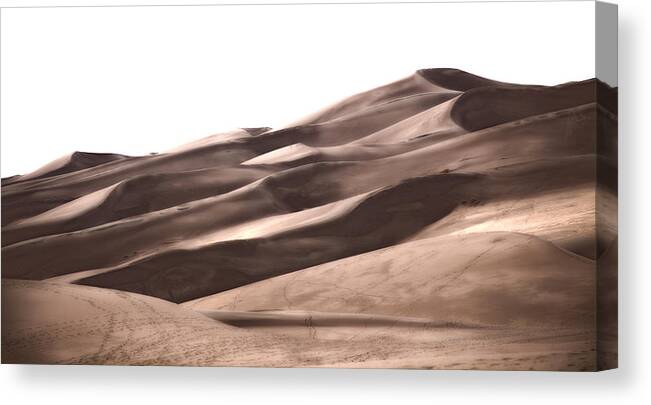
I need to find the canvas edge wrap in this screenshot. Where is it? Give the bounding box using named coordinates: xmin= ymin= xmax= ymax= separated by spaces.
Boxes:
xmin=596 ymin=0 xmax=618 ymax=371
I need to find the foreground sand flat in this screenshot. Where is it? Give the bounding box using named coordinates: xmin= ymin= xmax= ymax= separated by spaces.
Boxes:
xmin=2 ymin=280 xmax=594 ymax=370
xmin=1 ymin=69 xmax=617 ymax=369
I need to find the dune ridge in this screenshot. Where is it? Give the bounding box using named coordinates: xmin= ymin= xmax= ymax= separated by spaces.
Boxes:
xmin=1 ymin=151 xmax=130 ymax=187
xmin=1 ymin=69 xmax=617 ymax=370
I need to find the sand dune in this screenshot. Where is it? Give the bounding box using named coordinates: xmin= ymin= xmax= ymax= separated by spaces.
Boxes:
xmin=165 ymin=128 xmax=271 ymax=153
xmin=289 ymin=68 xmax=520 ymax=127
xmin=2 ymin=105 xmax=594 ymax=278
xmin=14 ymin=174 xmax=477 ymax=301
xmin=241 ymin=97 xmax=462 ymax=166
xmin=451 ymin=80 xmax=597 ymax=131
xmin=2 ymin=104 xmax=606 ymax=299
xmin=353 ymin=96 xmax=462 ymax=144
xmin=0 ymin=90 xmax=455 ymax=225
xmin=185 ymin=232 xmax=595 ymax=327
xmin=417 ymin=68 xmax=521 ymax=91
xmin=2 ymin=166 xmax=273 ymax=246
xmin=1 ymin=151 xmax=129 ymax=187
xmin=288 ymin=69 xmax=457 ymax=126
xmin=2 ymin=279 xmax=595 ymax=369
xmin=1 ymin=130 xmax=267 ymax=225
xmin=1 ymin=279 xmax=293 ymax=366
xmin=1 ymin=69 xmax=617 ymax=370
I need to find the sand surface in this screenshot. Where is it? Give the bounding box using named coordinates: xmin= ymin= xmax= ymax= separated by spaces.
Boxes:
xmin=1 ymin=68 xmax=617 ymax=370
xmin=2 ymin=279 xmax=595 ymax=370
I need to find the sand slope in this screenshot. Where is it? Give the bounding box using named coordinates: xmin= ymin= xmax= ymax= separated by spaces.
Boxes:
xmin=2 ymin=166 xmax=273 ymax=246
xmin=1 ymin=279 xmax=296 ymax=366
xmin=1 ymin=151 xmax=129 ymax=186
xmin=1 ymin=69 xmax=617 ymax=370
xmin=2 ymin=279 xmax=595 ymax=370
xmin=185 ymin=232 xmax=595 ymax=327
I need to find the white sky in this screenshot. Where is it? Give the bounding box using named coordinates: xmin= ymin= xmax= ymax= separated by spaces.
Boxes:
xmin=0 ymin=2 xmax=595 ymax=177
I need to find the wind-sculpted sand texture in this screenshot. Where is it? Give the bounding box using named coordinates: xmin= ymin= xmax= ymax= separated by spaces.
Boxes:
xmin=1 ymin=68 xmax=617 ymax=369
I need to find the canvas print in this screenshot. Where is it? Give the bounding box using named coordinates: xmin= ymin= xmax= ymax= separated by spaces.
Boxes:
xmin=1 ymin=2 xmax=617 ymax=370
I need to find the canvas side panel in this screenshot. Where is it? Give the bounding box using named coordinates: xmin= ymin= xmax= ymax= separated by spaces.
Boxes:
xmin=596 ymin=0 xmax=618 ymax=371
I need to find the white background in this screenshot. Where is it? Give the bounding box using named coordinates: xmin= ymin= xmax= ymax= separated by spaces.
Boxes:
xmin=0 ymin=0 xmax=596 ymax=176
xmin=1 ymin=1 xmax=650 ymax=405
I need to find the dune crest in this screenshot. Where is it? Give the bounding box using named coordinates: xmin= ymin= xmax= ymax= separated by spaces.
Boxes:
xmin=3 ymin=151 xmax=130 ymax=186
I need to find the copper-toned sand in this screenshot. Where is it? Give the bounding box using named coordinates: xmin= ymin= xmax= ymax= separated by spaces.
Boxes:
xmin=1 ymin=68 xmax=617 ymax=370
